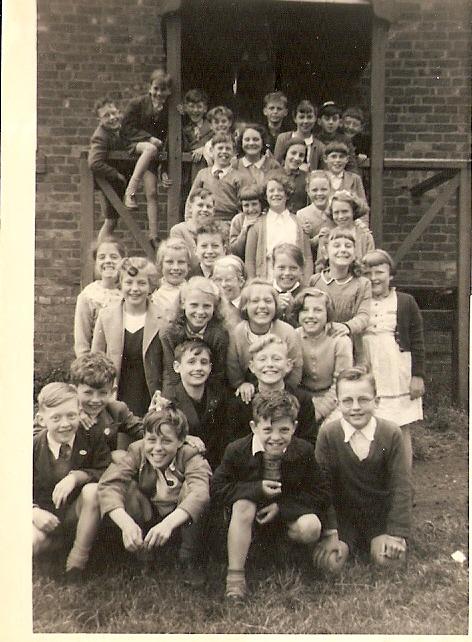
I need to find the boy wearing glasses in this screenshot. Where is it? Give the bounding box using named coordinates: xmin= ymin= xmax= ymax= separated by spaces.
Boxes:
xmin=313 ymin=367 xmax=412 ymax=573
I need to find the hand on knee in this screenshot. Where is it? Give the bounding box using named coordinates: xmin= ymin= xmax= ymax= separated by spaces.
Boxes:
xmin=140 ymin=142 xmax=158 ymax=158
xmin=288 ymin=514 xmax=321 ymax=544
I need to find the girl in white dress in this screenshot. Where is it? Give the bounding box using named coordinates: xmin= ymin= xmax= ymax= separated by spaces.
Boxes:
xmin=151 ymin=238 xmax=190 ymax=323
xmin=362 ymin=249 xmax=425 ymax=467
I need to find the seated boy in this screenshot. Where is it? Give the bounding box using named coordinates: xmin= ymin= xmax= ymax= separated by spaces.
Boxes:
xmin=165 ymin=339 xmax=227 ymax=470
xmin=33 ymin=382 xmax=111 ymax=579
xmin=212 ymin=390 xmax=330 ymax=599
xmin=187 ymin=133 xmax=243 ymax=223
xmin=229 ymin=186 xmax=264 ymax=259
xmin=225 ymin=334 xmax=318 ymax=447
xmin=87 ymin=96 xmax=129 ymax=245
xmin=262 ymin=91 xmax=289 ymax=154
xmin=190 ymin=221 xmax=227 ymax=278
xmin=322 ymin=141 xmax=368 ymax=220
xmin=69 ymin=352 xmax=143 ymax=460
xmin=98 ymin=404 xmax=212 ymax=585
xmin=170 ymin=188 xmax=216 ymax=269
xmin=313 ymin=367 xmax=411 ymax=573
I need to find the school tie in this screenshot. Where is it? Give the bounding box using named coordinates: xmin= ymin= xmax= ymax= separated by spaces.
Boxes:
xmin=59 ymin=443 xmax=72 ymax=460
xmin=55 ymin=443 xmax=72 ymax=479
xmin=349 ymin=430 xmax=370 ymax=461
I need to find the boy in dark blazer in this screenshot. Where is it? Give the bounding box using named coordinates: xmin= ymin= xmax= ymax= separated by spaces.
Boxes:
xmin=33 ymin=383 xmax=111 ymax=579
xmin=211 ymin=391 xmax=330 ymax=599
xmin=158 ymin=339 xmax=227 ymax=470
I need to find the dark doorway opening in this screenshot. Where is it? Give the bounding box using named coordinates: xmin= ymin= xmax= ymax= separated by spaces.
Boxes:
xmin=180 ymin=0 xmax=372 ymax=121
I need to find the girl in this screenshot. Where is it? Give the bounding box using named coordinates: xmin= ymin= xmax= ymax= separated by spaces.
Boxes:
xmin=159 ymin=276 xmax=229 ymax=396
xmin=151 ymin=238 xmax=191 ymax=322
xmin=74 ymin=237 xmax=126 ymax=356
xmin=227 ymin=278 xmax=303 ymax=402
xmin=212 ymin=255 xmax=247 ymax=328
xmin=121 ymin=69 xmax=173 ymax=249
xmin=362 ymin=249 xmax=425 ymax=467
xmin=272 ymin=242 xmax=305 ymax=325
xmin=92 ymin=257 xmax=165 ymax=417
xmin=245 ymin=171 xmax=313 ymax=282
xmin=317 ymin=189 xmax=373 ymax=267
xmin=233 ymin=123 xmax=280 ymax=192
xmin=280 ymin=137 xmax=309 ymax=212
xmin=292 ymin=288 xmax=353 ymax=423
xmin=309 ymin=228 xmax=372 ymax=360
xmin=296 ymin=170 xmax=332 ymax=254
xmin=229 ymin=186 xmax=265 ymax=260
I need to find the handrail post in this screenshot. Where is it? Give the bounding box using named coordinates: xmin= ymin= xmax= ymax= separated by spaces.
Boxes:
xmin=456 ymin=164 xmax=471 ymax=407
xmin=79 ymin=155 xmax=95 ymax=287
xmin=166 ymin=13 xmax=182 ymax=231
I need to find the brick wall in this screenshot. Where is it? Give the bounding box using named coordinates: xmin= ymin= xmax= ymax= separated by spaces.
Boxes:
xmin=35 ymin=0 xmax=470 ymax=376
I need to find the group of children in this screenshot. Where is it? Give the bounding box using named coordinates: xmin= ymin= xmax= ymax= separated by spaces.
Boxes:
xmin=33 ymin=67 xmax=426 ymax=599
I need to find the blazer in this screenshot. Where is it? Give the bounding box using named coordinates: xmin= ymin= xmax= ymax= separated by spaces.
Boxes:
xmin=121 ymin=95 xmax=169 ymax=145
xmin=245 ymin=214 xmax=314 ymax=282
xmin=88 ymin=124 xmax=128 ymax=184
xmin=167 ymin=381 xmax=228 ymax=469
xmin=91 ymin=300 xmax=166 ymax=398
xmin=98 ymin=438 xmax=212 ymax=523
xmin=224 ymin=382 xmax=319 ymax=448
xmin=33 ymin=427 xmax=111 ymax=514
xmin=274 ymin=131 xmax=325 ymax=170
xmin=395 ymin=291 xmax=425 ymax=378
xmin=211 ymin=434 xmax=331 ymax=524
xmin=89 ymin=401 xmax=143 ymax=451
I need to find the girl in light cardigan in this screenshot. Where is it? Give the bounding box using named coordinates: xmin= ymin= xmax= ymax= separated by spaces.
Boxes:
xmin=245 ymin=171 xmax=313 ymax=282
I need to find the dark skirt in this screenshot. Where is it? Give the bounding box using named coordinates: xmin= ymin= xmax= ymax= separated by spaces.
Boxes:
xmin=118 ymin=327 xmax=150 ymax=417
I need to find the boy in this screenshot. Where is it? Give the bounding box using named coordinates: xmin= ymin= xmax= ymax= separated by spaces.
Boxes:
xmin=191 ymin=221 xmax=227 ymax=278
xmin=121 ymin=68 xmax=173 ymax=249
xmin=170 ymin=188 xmax=215 ymax=268
xmin=98 ymin=404 xmax=212 ymax=585
xmin=212 ymin=391 xmax=330 ymax=599
xmin=262 ymin=91 xmax=289 ymax=154
xmin=341 ymin=106 xmax=371 ymax=181
xmin=181 ymin=89 xmax=213 ymax=207
xmin=322 ymin=141 xmax=368 ymax=212
xmin=313 ymin=367 xmax=412 ymax=573
xmin=33 ymin=382 xmax=111 ymax=579
xmin=88 ymin=97 xmax=129 ymax=245
xmin=187 ymin=133 xmax=243 ymax=223
xmin=69 ymin=352 xmax=143 ymax=459
xmin=274 ymin=100 xmax=324 ymax=171
xmin=225 ymin=334 xmax=318 ymax=447
xmin=167 ymin=339 xmax=228 ymax=469
xmin=199 ymin=105 xmax=235 ymax=168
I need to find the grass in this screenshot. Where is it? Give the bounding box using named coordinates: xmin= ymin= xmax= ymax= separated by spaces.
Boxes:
xmin=33 ymin=391 xmax=469 ymax=634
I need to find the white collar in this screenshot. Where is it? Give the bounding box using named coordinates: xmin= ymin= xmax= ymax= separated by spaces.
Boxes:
xmin=212 ymin=165 xmax=231 ymax=177
xmin=242 ymin=156 xmax=265 ymax=169
xmin=267 ymin=208 xmax=291 ymax=220
xmin=341 ymin=416 xmax=377 ymax=443
xmin=293 ymin=132 xmax=313 ymax=146
xmin=231 ymin=295 xmax=241 ymax=308
xmin=47 ymin=433 xmax=76 ymax=459
xmin=252 ymin=434 xmax=265 ymax=455
xmin=273 ymin=280 xmax=300 ymax=294
xmin=321 ymin=269 xmax=353 ymax=285
xmin=199 ymin=263 xmax=213 ymax=278
xmin=185 ymin=323 xmax=207 ymax=339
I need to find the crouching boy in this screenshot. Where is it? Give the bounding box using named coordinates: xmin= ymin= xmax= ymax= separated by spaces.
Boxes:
xmin=313 ymin=367 xmax=412 ymax=573
xmin=98 ymin=404 xmax=212 ymax=586
xmin=212 ymin=390 xmax=330 ymax=599
xmin=33 ymin=383 xmax=111 ymax=579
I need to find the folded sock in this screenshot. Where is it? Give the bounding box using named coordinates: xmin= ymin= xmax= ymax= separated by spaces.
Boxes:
xmin=66 ymin=544 xmax=90 ymax=572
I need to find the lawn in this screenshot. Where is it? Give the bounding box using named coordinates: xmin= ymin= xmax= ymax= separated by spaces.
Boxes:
xmin=33 ymin=387 xmax=469 ymax=635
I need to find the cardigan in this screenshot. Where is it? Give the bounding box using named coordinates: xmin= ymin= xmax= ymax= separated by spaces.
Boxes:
xmin=211 ymin=434 xmax=331 ymax=524
xmin=98 ymin=438 xmax=211 ymax=523
xmin=229 ymin=211 xmax=263 ymax=259
xmin=245 ymin=214 xmax=314 ymax=282
xmin=74 ymin=281 xmax=123 ymax=356
xmin=315 ymin=417 xmax=412 ymax=538
xmin=226 ymin=319 xmax=303 ymax=390
xmin=393 ymin=291 xmax=425 ymax=378
xmin=232 ymin=155 xmax=281 ymax=192
xmin=33 ymin=427 xmax=111 ymax=515
xmin=91 ymin=300 xmax=166 ymax=398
